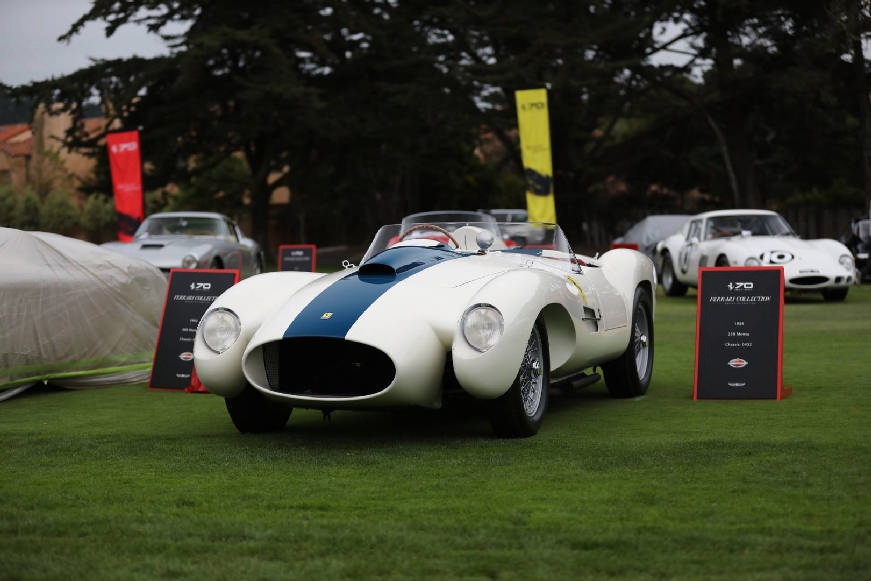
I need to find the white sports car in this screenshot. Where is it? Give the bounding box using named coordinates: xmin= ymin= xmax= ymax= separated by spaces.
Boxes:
xmin=656 ymin=209 xmax=855 ymax=301
xmin=193 ymin=220 xmax=656 ymax=438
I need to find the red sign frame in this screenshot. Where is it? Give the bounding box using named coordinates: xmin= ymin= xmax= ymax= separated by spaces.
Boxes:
xmin=150 ymin=268 xmax=240 ymax=392
xmin=693 ymin=266 xmax=788 ymax=400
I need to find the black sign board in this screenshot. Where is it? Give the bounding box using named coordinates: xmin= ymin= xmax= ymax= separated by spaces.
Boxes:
xmin=278 ymin=244 xmax=317 ymax=272
xmin=150 ymin=269 xmax=239 ymax=391
xmin=694 ymin=267 xmax=786 ymax=400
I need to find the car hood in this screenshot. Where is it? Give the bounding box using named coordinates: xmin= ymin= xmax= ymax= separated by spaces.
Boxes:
xmin=720 ymin=235 xmax=838 ymax=261
xmin=249 ymin=245 xmax=517 ymax=346
xmin=103 ymin=238 xmax=214 ymax=267
xmin=729 ymin=236 xmax=847 ymax=269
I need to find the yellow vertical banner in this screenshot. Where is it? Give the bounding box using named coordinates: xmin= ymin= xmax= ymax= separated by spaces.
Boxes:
xmin=515 ymin=88 xmax=557 ymax=223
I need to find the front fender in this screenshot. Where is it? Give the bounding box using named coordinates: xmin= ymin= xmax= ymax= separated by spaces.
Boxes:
xmin=451 ymin=269 xmax=558 ymax=399
xmin=194 ymin=271 xmax=325 ymax=397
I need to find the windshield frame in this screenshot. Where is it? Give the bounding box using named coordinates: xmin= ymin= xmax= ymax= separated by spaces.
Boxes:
xmin=361 ymin=221 xmax=577 ymax=268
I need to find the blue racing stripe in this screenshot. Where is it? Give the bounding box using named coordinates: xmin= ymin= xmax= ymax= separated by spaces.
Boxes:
xmin=284 ymin=245 xmax=463 ymax=339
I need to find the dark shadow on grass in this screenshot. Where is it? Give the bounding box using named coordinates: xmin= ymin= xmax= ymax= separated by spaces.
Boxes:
xmin=229 ymin=381 xmax=622 ymax=445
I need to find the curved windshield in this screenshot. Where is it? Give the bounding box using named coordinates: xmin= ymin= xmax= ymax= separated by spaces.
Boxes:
xmin=361 ymin=222 xmax=575 ymax=266
xmin=134 ymin=216 xmax=232 ymax=239
xmin=400 ymin=211 xmax=502 ymax=235
xmin=703 ymin=214 xmax=796 ymax=240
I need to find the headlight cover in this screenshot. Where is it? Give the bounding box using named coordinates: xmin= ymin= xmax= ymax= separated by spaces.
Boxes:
xmin=182 ymin=254 xmax=198 ymax=269
xmin=839 ymin=254 xmax=854 ymax=270
xmin=462 ymin=304 xmax=504 ymax=353
xmin=744 ymin=256 xmax=761 ymax=266
xmin=199 ymin=308 xmax=241 ymax=354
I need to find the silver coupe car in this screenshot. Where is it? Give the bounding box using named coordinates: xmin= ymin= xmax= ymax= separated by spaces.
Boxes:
xmin=102 ymin=211 xmax=263 ymax=277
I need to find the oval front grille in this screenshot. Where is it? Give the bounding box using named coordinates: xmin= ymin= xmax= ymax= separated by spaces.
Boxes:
xmin=261 ymin=338 xmax=395 ymax=397
xmin=789 ymin=275 xmax=829 ymax=286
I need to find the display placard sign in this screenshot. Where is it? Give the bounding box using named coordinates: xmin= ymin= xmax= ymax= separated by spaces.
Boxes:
xmin=278 ymin=244 xmax=317 ymax=271
xmin=150 ymin=269 xmax=239 ymax=391
xmin=694 ymin=267 xmax=786 ymax=400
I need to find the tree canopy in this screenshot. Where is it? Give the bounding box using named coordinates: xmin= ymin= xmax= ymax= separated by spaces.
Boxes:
xmin=10 ymin=0 xmax=871 ymax=250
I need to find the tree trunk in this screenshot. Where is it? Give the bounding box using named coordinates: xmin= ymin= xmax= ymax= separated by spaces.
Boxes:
xmin=708 ymin=1 xmax=759 ymax=208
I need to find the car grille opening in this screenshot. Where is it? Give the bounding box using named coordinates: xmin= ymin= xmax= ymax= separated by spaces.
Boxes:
xmin=261 ymin=338 xmax=396 ymax=397
xmin=789 ymin=275 xmax=829 ymax=286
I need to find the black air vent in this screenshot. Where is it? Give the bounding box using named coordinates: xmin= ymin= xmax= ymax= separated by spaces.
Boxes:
xmin=358 ymin=262 xmax=396 ymax=276
xmin=262 ymin=338 xmax=395 ymax=397
xmin=789 ymin=275 xmax=828 ymax=286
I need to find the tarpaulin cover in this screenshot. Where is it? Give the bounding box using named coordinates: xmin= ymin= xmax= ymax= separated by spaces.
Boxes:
xmin=613 ymin=215 xmax=693 ymax=257
xmin=1 ymin=228 xmax=167 ymax=399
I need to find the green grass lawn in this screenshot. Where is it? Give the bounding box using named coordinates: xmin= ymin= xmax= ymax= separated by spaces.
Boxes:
xmin=2 ymin=285 xmax=869 ymax=580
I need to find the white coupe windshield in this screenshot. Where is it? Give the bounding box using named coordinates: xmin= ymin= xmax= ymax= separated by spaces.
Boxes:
xmin=704 ymin=214 xmax=796 ymax=240
xmin=362 ymin=222 xmax=575 ymax=265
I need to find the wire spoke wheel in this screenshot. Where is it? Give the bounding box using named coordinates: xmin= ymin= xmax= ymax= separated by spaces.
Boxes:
xmin=632 ymin=303 xmax=650 ymax=380
xmin=603 ymin=286 xmax=654 ymax=398
xmin=519 ymin=326 xmax=545 ymax=416
xmin=488 ymin=320 xmax=549 ymax=438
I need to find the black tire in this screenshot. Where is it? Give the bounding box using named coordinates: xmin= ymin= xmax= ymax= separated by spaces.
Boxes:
xmin=488 ymin=320 xmax=549 ymax=438
xmin=603 ymin=286 xmax=654 ymax=398
xmin=210 ymin=257 xmax=223 ymax=269
xmin=822 ymin=288 xmax=848 ymax=302
xmin=225 ymin=385 xmax=292 ymax=433
xmin=715 ymin=255 xmax=730 ymax=267
xmin=661 ymin=254 xmax=687 ymax=297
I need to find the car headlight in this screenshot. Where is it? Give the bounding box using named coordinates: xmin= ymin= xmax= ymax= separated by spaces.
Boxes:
xmin=199 ymin=308 xmax=241 ymax=354
xmin=839 ymin=254 xmax=854 ymax=270
xmin=182 ymin=254 xmax=199 ymax=269
xmin=462 ymin=304 xmax=504 ymax=353
xmin=744 ymin=256 xmax=761 ymax=266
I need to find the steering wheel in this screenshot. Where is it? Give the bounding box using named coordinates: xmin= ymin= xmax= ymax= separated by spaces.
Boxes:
xmin=397 ymin=224 xmax=459 ymax=248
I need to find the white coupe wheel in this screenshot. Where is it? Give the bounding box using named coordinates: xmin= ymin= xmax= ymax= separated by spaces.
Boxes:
xmin=603 ymin=286 xmax=654 ymax=398
xmin=661 ymin=254 xmax=687 ymax=296
xmin=225 ymin=385 xmax=292 ymax=433
xmin=488 ymin=320 xmax=549 ymax=438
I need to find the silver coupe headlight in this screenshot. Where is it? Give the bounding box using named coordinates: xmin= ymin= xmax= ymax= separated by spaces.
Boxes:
xmin=744 ymin=257 xmax=761 ymax=266
xmin=199 ymin=308 xmax=241 ymax=354
xmin=839 ymin=254 xmax=854 ymax=270
xmin=462 ymin=304 xmax=504 ymax=353
xmin=182 ymin=254 xmax=198 ymax=269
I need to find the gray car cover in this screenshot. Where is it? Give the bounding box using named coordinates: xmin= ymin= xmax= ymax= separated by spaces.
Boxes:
xmin=1 ymin=228 xmax=167 ymax=400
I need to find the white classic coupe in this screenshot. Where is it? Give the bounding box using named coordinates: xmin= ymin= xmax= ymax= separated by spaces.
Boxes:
xmin=656 ymin=209 xmax=855 ymax=301
xmin=193 ymin=220 xmax=656 ymax=438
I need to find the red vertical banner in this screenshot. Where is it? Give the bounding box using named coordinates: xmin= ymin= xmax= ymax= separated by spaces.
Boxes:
xmin=106 ymin=130 xmax=144 ymax=242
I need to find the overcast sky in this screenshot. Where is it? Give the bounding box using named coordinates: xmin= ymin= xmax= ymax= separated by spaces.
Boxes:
xmin=0 ymin=0 xmax=176 ymax=87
